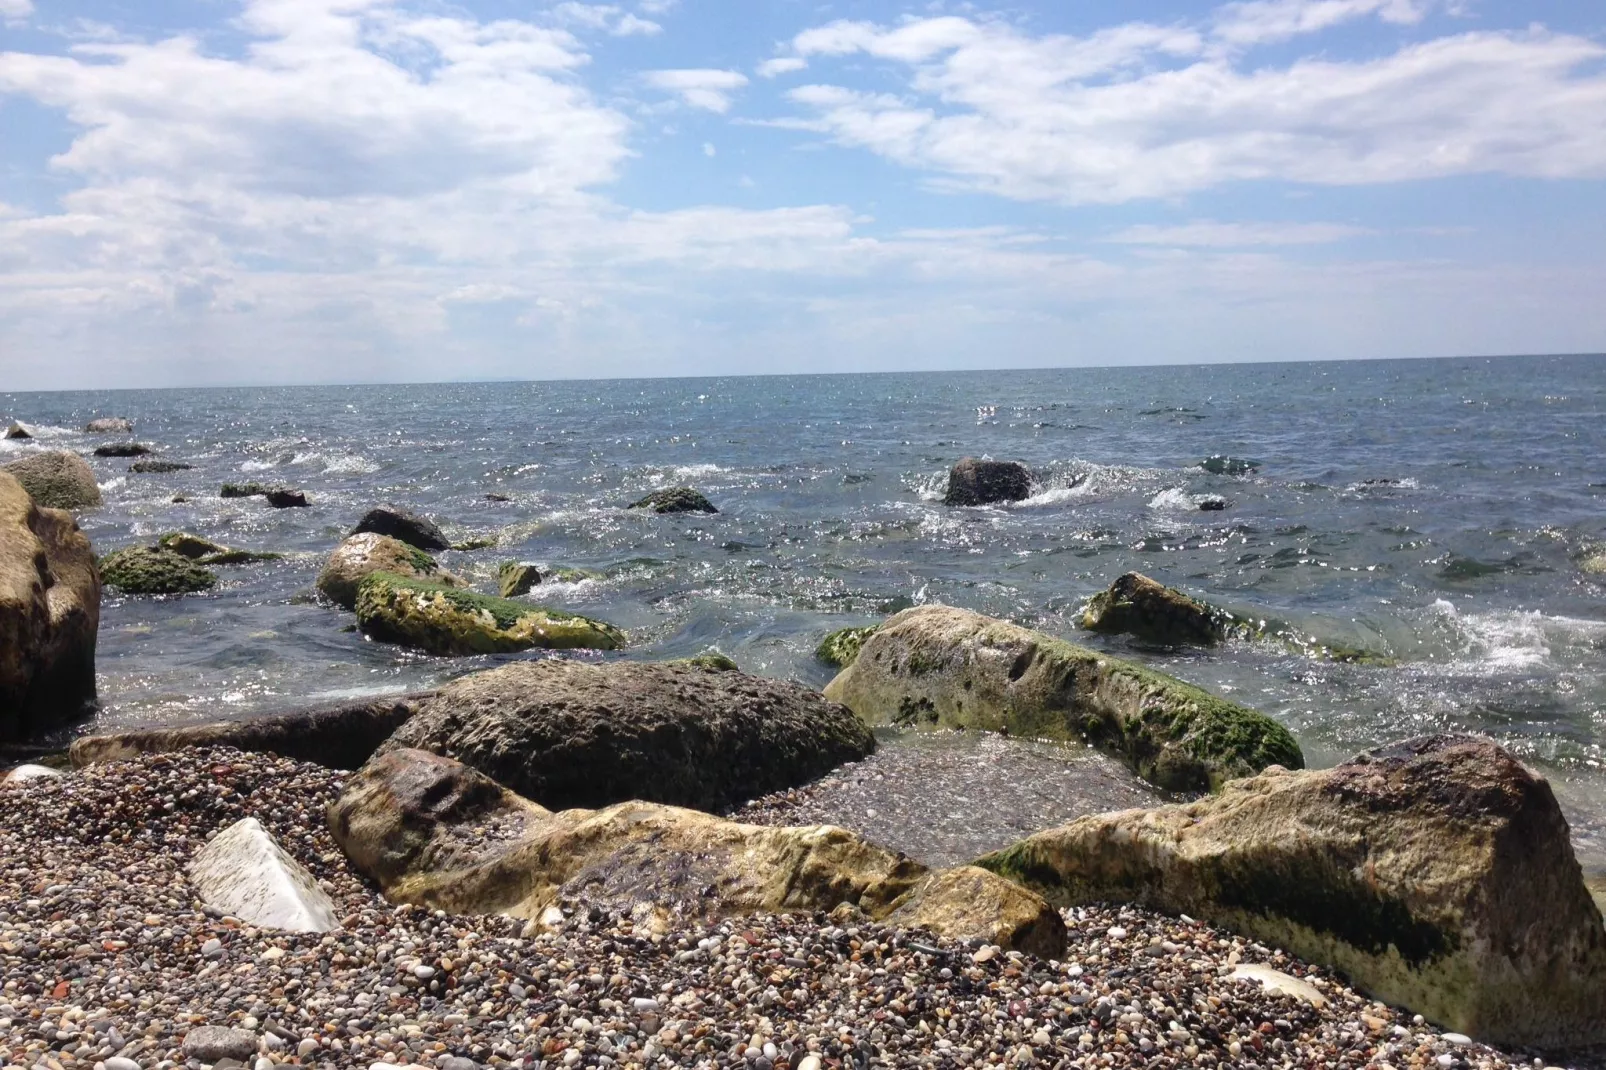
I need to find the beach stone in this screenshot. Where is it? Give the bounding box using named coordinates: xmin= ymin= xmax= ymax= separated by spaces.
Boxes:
xmin=1231 ymin=964 xmax=1328 ymax=1007
xmin=1 ymin=450 xmax=102 ymax=510
xmin=1199 ymin=455 xmax=1260 ymax=475
xmin=2 ymin=763 xmax=64 ymax=784
xmin=351 ymin=504 xmax=450 ymax=552
xmin=629 ymin=487 xmax=717 ymax=514
xmin=382 ymin=658 xmax=874 ymax=812
xmin=99 ymin=545 xmax=216 ymax=595
xmin=188 ymin=817 xmax=340 ymax=932
xmin=0 ymin=471 xmax=100 ymax=741
xmin=355 ymin=572 xmax=623 ymax=656
xmin=823 ymin=605 xmax=1301 ymax=792
xmin=70 ymin=693 xmax=424 ymax=769
xmin=816 ymin=624 xmax=879 ymax=668
xmin=1081 ymin=572 xmax=1226 ymax=647
xmin=943 ymin=457 xmax=1032 ymax=506
xmin=92 ymin=442 xmax=151 ymax=457
xmin=976 ymin=734 xmax=1606 ymax=1048
xmin=4 ymin=422 xmax=31 ymax=440
xmin=331 ymin=747 xmax=1064 ymax=955
xmin=129 ymin=459 xmax=193 ymax=473
xmin=317 ymin=533 xmax=455 ymax=610
xmin=497 ymin=561 xmax=543 ymax=598
xmin=103 ymin=1057 xmax=141 ymax=1070
xmin=183 ymin=1024 xmax=259 ymax=1063
xmin=84 ymin=417 xmax=133 ymax=433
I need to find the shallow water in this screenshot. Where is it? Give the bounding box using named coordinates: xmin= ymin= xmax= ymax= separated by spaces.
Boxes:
xmin=5 ymin=354 xmax=1606 ymax=868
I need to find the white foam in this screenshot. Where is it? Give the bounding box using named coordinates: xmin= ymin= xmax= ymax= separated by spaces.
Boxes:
xmin=322 ymin=453 xmax=379 ymax=475
xmin=1146 ymin=487 xmax=1197 ymax=512
xmin=240 ymin=459 xmax=276 ymax=472
xmin=98 ymin=476 xmax=126 ymax=492
xmin=1429 ymin=600 xmax=1606 ymax=673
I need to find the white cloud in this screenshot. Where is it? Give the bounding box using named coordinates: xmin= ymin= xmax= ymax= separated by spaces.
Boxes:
xmin=1213 ymin=0 xmax=1435 ymax=47
xmin=1109 ymin=221 xmax=1372 ymax=246
xmin=612 ymin=13 xmax=661 ymax=36
xmin=757 ymin=56 xmax=807 ymax=77
xmin=642 ymin=68 xmax=749 ymax=112
xmin=702 ymin=142 xmax=716 ymax=157
xmin=0 ymin=0 xmax=32 ymax=19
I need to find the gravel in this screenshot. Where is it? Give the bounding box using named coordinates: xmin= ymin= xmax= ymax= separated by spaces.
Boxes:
xmin=0 ymin=748 xmax=1587 ymax=1070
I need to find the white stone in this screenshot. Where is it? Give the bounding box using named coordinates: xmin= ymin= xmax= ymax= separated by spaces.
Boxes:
xmin=1440 ymin=1032 xmax=1472 ymax=1045
xmin=2 ymin=764 xmax=63 ymax=785
xmin=104 ymin=1059 xmax=141 ymax=1070
xmin=186 ymin=817 xmax=339 ymax=933
xmin=1230 ymin=964 xmax=1329 ymax=1008
xmin=797 ymin=1057 xmax=822 ymax=1070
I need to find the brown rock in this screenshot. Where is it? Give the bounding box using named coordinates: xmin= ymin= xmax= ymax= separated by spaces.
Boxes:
xmin=943 ymin=457 xmax=1031 ymax=507
xmin=1081 ymin=572 xmax=1226 ymax=646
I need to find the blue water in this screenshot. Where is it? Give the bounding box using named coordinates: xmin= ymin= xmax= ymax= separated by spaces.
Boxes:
xmin=6 ymin=354 xmax=1606 ymax=866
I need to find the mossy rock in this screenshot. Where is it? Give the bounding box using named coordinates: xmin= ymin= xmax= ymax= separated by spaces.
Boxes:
xmin=2 ymin=451 xmax=102 ymax=510
xmin=318 ymin=533 xmax=450 ymax=611
xmin=670 ymin=651 xmax=740 ymax=672
xmin=451 ymin=537 xmax=498 ymax=552
xmin=355 ymin=571 xmax=624 ymax=656
xmin=130 ymin=460 xmax=194 ymax=474
xmin=220 ymin=482 xmax=271 ymax=498
xmin=549 ymin=567 xmax=603 ymax=583
xmin=497 ymin=562 xmax=543 ymax=598
xmin=629 ymin=487 xmax=718 ymax=514
xmin=99 ymin=546 xmax=217 ymax=595
xmin=158 ymin=531 xmax=281 ymax=567
xmin=1082 ymin=573 xmax=1227 ymax=647
xmin=816 ymin=625 xmax=880 ymax=668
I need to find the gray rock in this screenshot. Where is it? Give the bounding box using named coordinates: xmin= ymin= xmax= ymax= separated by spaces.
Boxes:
xmin=943 ymin=457 xmax=1031 ymax=506
xmin=351 ymin=504 xmax=450 ymax=551
xmin=1 ymin=450 xmax=102 ymax=510
xmin=188 ymin=818 xmax=339 ymax=933
xmin=182 ymin=1025 xmax=258 ymax=1063
xmin=441 ymin=1058 xmax=480 ymax=1070
xmin=84 ymin=417 xmax=134 ymax=434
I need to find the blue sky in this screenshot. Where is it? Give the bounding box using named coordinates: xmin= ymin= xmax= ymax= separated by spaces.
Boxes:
xmin=1 ymin=0 xmax=1604 ymax=388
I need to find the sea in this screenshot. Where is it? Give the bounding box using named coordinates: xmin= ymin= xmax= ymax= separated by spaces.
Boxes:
xmin=5 ymin=354 xmax=1606 ymax=873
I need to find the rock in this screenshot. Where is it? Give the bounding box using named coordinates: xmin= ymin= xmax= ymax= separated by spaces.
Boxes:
xmin=497 ymin=561 xmax=543 ymax=598
xmin=976 ymin=735 xmax=1606 ymax=1048
xmin=129 ymin=459 xmax=193 ymax=473
xmin=1578 ymin=552 xmax=1606 ymax=576
xmin=69 ymin=694 xmax=423 ymax=769
xmin=822 ymin=605 xmax=1301 ymax=792
xmin=265 ymin=487 xmax=309 ymax=508
xmin=885 ymin=865 xmax=1066 ymax=959
xmin=351 ymin=504 xmax=450 ymax=552
xmin=1231 ymin=964 xmax=1328 ymax=1008
xmin=221 ymin=482 xmax=271 ymax=498
xmin=1 ymin=450 xmax=102 ymax=510
xmin=1199 ymin=455 xmax=1260 ymax=475
xmin=99 ymin=545 xmax=217 ymax=595
xmin=158 ymin=531 xmax=228 ymax=559
xmin=84 ymin=417 xmax=134 ymax=433
xmin=943 ymin=457 xmax=1032 ymax=506
xmin=1081 ymin=572 xmax=1227 ymax=647
xmin=629 ymin=487 xmax=718 ymax=514
xmin=0 ymin=472 xmax=100 ymax=740
xmin=188 ymin=817 xmax=340 ymax=932
xmin=484 ymin=492 xmax=512 ymax=502
xmin=183 ymin=1025 xmax=259 ymax=1063
xmin=1198 ymin=496 xmax=1229 ymax=511
xmin=381 ymin=659 xmax=873 ymax=812
xmin=355 ymin=572 xmax=623 ymax=656
xmin=816 ymin=624 xmax=880 ymax=668
xmin=330 ymin=747 xmax=1064 ymax=956
xmin=2 ymin=763 xmax=64 ymax=785
xmin=4 ymin=422 xmax=31 ymax=440
xmin=317 ymin=533 xmax=455 ymax=610
xmin=92 ymin=442 xmax=151 ymax=457
xmin=670 ymin=650 xmax=740 ymax=672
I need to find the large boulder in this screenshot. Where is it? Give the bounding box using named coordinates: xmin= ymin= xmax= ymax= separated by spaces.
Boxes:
xmin=382 ymin=659 xmax=875 ymax=812
xmin=976 ymin=735 xmax=1606 ymax=1048
xmin=99 ymin=546 xmax=216 ymax=595
xmin=823 ymin=605 xmax=1301 ymax=792
xmin=1081 ymin=572 xmax=1226 ymax=647
xmin=355 ymin=572 xmax=623 ymax=655
xmin=629 ymin=487 xmax=717 ymax=514
xmin=69 ymin=694 xmax=423 ymax=770
xmin=84 ymin=417 xmax=133 ymax=434
xmin=0 ymin=472 xmax=99 ymax=741
xmin=316 ymin=533 xmax=455 ymax=610
xmin=943 ymin=457 xmax=1031 ymax=506
xmin=188 ymin=817 xmax=340 ymax=933
xmin=330 ymin=747 xmax=1065 ymax=956
xmin=2 ymin=451 xmax=102 ymax=510
xmin=351 ymin=504 xmax=450 ymax=551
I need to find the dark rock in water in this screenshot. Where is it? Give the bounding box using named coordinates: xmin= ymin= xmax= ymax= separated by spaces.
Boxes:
xmin=92 ymin=442 xmax=151 ymax=458
xmin=129 ymin=459 xmax=193 ymax=473
xmin=220 ymin=482 xmax=270 ymax=498
xmin=170 ymin=495 xmax=189 ymax=503
xmin=943 ymin=457 xmax=1031 ymax=506
xmin=670 ymin=650 xmax=740 ymax=672
xmin=816 ymin=624 xmax=880 ymax=668
xmin=0 ymin=472 xmax=100 ymax=741
xmin=1082 ymin=572 xmax=1226 ymax=647
xmin=351 ymin=504 xmax=450 ymax=551
xmin=355 ymin=572 xmax=623 ymax=655
xmin=629 ymin=486 xmax=718 ymax=514
xmin=99 ymin=546 xmax=216 ymax=595
xmin=978 ymin=734 xmax=1606 ymax=1048
xmin=265 ymin=487 xmax=309 ymax=508
xmin=69 ymin=694 xmax=426 ymax=770
xmin=497 ymin=561 xmax=542 ymax=598
xmin=317 ymin=533 xmax=455 ymax=610
xmin=2 ymin=451 xmax=102 ymax=510
xmin=382 ymin=658 xmax=875 ymax=812
xmin=84 ymin=417 xmax=133 ymax=434
xmin=4 ymin=423 xmax=31 ymax=440
xmin=484 ymin=492 xmax=512 ymax=502
xmin=1199 ymin=455 xmax=1260 ymax=475
xmin=1197 ymin=496 xmax=1228 ymax=511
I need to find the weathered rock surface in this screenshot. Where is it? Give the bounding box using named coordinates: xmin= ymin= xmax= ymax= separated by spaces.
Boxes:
xmin=4 ymin=423 xmax=32 ymax=440
xmin=382 ymin=659 xmax=874 ymax=812
xmin=823 ymin=605 xmax=1301 ymax=792
xmin=1082 ymin=572 xmax=1226 ymax=647
xmin=497 ymin=561 xmax=543 ymax=598
xmin=181 ymin=1025 xmax=258 ymax=1063
xmin=351 ymin=504 xmax=450 ymax=551
xmin=316 ymin=533 xmax=454 ymax=610
xmin=0 ymin=472 xmax=100 ymax=741
xmin=629 ymin=487 xmax=718 ymax=514
xmin=99 ymin=546 xmax=216 ymax=595
xmin=69 ymin=695 xmax=424 ymax=770
xmin=816 ymin=624 xmax=879 ymax=668
xmin=2 ymin=451 xmax=102 ymax=510
xmin=84 ymin=417 xmax=133 ymax=433
xmin=976 ymin=735 xmax=1606 ymax=1048
xmin=92 ymin=442 xmax=151 ymax=457
xmin=188 ymin=817 xmax=340 ymax=932
xmin=129 ymin=459 xmax=193 ymax=473
xmin=331 ymin=748 xmax=1065 ymax=956
xmin=355 ymin=572 xmax=623 ymax=656
xmin=943 ymin=458 xmax=1031 ymax=506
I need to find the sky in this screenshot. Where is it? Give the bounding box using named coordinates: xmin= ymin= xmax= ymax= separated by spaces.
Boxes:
xmin=1 ymin=0 xmax=1604 ymax=389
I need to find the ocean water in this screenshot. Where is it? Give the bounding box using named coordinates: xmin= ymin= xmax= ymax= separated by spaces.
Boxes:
xmin=5 ymin=354 xmax=1606 ymax=869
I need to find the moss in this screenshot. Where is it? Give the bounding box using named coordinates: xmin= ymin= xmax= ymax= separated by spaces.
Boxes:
xmin=497 ymin=561 xmax=543 ymax=598
xmin=402 ymin=544 xmax=437 ymax=573
xmin=355 ymin=572 xmax=624 ymax=655
xmin=202 ymin=549 xmax=283 ymax=565
xmin=452 ymin=537 xmax=498 ymax=552
xmin=817 ymin=625 xmax=880 ymax=668
xmin=100 ymin=546 xmax=216 ymax=595
xmin=671 ymin=652 xmax=740 ymax=672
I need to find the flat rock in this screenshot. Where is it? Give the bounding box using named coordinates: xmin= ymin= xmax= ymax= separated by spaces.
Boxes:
xmin=1231 ymin=963 xmax=1328 ymax=1008
xmin=129 ymin=459 xmax=193 ymax=474
xmin=188 ymin=817 xmax=340 ymax=932
xmin=2 ymin=450 xmax=102 ymax=510
xmin=84 ymin=417 xmax=134 ymax=433
xmin=92 ymin=442 xmax=151 ymax=457
xmin=351 ymin=505 xmax=450 ymax=551
xmin=943 ymin=457 xmax=1032 ymax=506
xmin=183 ymin=1025 xmax=259 ymax=1063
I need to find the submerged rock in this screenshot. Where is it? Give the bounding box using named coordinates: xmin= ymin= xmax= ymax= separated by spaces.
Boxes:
xmin=671 ymin=650 xmax=740 ymax=672
xmin=1082 ymin=572 xmax=1226 ymax=647
xmin=92 ymin=442 xmax=151 ymax=457
xmin=976 ymin=735 xmax=1606 ymax=1048
xmin=4 ymin=423 xmax=32 ymax=440
xmin=129 ymin=460 xmax=192 ymax=474
xmin=629 ymin=487 xmax=718 ymax=514
xmin=0 ymin=472 xmax=99 ymax=741
xmin=823 ymin=605 xmax=1301 ymax=792
xmin=84 ymin=417 xmax=133 ymax=434
xmin=99 ymin=546 xmax=216 ymax=595
xmin=943 ymin=457 xmax=1031 ymax=506
xmin=497 ymin=561 xmax=543 ymax=598
xmin=220 ymin=481 xmax=271 ymax=498
xmin=351 ymin=504 xmax=450 ymax=551
xmin=816 ymin=624 xmax=880 ymax=668
xmin=330 ymin=747 xmax=1065 ymax=956
xmin=382 ymin=658 xmax=871 ymax=812
xmin=1199 ymin=455 xmax=1261 ymax=476
xmin=355 ymin=572 xmax=623 ymax=655
xmin=2 ymin=451 xmax=102 ymax=510
xmin=188 ymin=817 xmax=340 ymax=932
xmin=221 ymin=482 xmax=308 ymax=507
xmin=317 ymin=532 xmax=453 ymax=610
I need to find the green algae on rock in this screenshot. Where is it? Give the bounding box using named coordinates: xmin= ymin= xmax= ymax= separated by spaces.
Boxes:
xmin=816 ymin=624 xmax=881 ymax=668
xmin=156 ymin=531 xmax=281 ymax=566
xmin=497 ymin=561 xmax=543 ymax=598
xmin=355 ymin=571 xmax=623 ymax=655
xmin=1082 ymin=572 xmax=1227 ymax=647
xmin=670 ymin=650 xmax=740 ymax=672
xmin=316 ymin=532 xmax=452 ymax=610
xmin=629 ymin=487 xmax=718 ymax=514
xmin=100 ymin=546 xmax=217 ymax=595
xmin=823 ymin=604 xmax=1301 ymax=792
